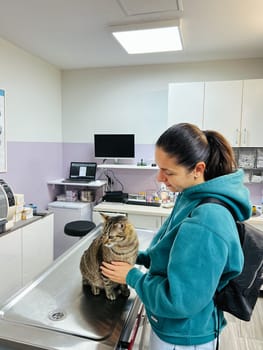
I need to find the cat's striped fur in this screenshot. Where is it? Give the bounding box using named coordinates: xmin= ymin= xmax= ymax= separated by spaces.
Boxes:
xmin=80 ymin=214 xmax=139 ymax=300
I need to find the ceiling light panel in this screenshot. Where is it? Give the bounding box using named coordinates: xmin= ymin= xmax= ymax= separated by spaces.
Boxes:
xmin=111 ymin=19 xmax=183 ymax=54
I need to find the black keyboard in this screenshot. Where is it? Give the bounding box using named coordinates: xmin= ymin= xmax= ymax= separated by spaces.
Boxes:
xmin=126 ymin=200 xmax=161 ymax=207
xmin=62 ymin=179 xmax=92 ymax=183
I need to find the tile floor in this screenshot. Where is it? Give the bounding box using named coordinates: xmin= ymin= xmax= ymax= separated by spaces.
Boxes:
xmin=135 ymin=296 xmax=263 ymax=350
xmin=220 ymin=296 xmax=263 ymax=350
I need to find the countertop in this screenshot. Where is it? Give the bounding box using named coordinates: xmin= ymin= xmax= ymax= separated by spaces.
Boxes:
xmin=0 ymin=212 xmax=53 ymax=238
xmin=93 ymin=201 xmax=173 ymax=217
xmin=94 ymin=202 xmax=263 ymax=230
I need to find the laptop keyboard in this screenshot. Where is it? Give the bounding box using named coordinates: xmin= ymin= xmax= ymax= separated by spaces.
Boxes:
xmin=125 ymin=200 xmax=161 ymax=207
xmin=62 ymin=179 xmax=92 ymax=183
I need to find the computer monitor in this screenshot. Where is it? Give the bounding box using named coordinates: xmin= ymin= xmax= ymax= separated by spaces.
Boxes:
xmin=94 ymin=134 xmax=135 ymax=160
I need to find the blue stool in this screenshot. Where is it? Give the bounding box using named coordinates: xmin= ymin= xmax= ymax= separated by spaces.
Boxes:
xmin=64 ymin=220 xmax=96 ymax=238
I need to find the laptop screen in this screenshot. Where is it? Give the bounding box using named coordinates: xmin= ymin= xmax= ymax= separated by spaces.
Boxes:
xmin=69 ymin=162 xmax=97 ymax=181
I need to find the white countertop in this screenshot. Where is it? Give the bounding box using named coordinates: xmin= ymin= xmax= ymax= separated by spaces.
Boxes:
xmin=93 ymin=201 xmax=173 ymax=217
xmin=97 ymin=164 xmax=159 ymax=170
xmin=94 ymin=202 xmax=263 ymax=228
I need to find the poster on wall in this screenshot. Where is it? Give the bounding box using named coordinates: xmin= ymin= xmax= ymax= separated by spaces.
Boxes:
xmin=0 ymin=89 xmax=7 ymax=172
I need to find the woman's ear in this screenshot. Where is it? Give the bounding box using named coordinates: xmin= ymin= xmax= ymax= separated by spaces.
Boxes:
xmin=193 ymin=161 xmax=206 ymax=178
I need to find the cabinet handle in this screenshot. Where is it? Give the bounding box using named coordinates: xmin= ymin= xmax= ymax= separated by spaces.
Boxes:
xmin=235 ymin=129 xmax=239 ymax=145
xmin=242 ymin=128 xmax=247 ymax=145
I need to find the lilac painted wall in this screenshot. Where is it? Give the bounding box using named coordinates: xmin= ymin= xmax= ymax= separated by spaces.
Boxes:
xmin=62 ymin=143 xmax=95 ymax=175
xmin=61 ymin=142 xmax=262 ymax=204
xmin=1 ymin=141 xmax=63 ymax=210
xmin=0 ymin=141 xmax=159 ymax=212
xmin=62 ymin=142 xmax=160 ymax=193
xmin=2 ymin=141 xmax=261 ymax=212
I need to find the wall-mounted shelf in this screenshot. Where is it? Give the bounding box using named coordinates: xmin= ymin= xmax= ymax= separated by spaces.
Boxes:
xmin=47 ymin=179 xmax=106 ymax=187
xmin=97 ymin=164 xmax=158 ymax=170
xmin=47 ymin=179 xmax=107 ymax=203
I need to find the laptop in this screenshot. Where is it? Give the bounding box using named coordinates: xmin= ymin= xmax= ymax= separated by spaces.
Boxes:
xmin=64 ymin=162 xmax=97 ymax=183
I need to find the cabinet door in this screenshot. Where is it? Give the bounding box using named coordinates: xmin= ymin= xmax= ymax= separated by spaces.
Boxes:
xmin=0 ymin=229 xmax=22 ymax=303
xmin=247 ymin=221 xmax=263 ymax=231
xmin=241 ymin=79 xmax=263 ymax=147
xmin=128 ymin=214 xmax=161 ymax=230
xmin=22 ymin=215 xmax=54 ymax=285
xmin=48 ymin=203 xmax=92 ymax=259
xmin=203 ymin=81 xmax=243 ymax=146
xmin=168 ymin=82 xmax=204 ymax=128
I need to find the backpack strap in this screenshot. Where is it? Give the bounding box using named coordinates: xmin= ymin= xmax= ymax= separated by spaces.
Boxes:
xmin=199 ymin=197 xmax=238 ymax=221
xmin=199 ymin=198 xmax=246 ymax=247
xmin=198 ymin=197 xmax=238 ymax=350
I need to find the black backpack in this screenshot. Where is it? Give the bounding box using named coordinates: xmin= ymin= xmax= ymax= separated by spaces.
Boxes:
xmin=199 ymin=197 xmax=263 ymax=322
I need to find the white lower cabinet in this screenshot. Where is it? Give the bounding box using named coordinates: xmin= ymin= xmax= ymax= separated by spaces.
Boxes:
xmin=247 ymin=220 xmax=263 ymax=231
xmin=0 ymin=214 xmax=54 ymax=304
xmin=128 ymin=214 xmax=162 ymax=230
xmin=93 ymin=203 xmax=171 ymax=231
xmin=22 ymin=214 xmax=54 ymax=285
xmin=0 ymin=228 xmax=22 ymax=304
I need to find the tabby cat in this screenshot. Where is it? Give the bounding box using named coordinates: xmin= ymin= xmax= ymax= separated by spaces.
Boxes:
xmin=80 ymin=214 xmax=139 ymax=300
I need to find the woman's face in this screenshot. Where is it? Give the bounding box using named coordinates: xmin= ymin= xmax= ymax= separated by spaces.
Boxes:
xmin=155 ymin=147 xmax=204 ymax=192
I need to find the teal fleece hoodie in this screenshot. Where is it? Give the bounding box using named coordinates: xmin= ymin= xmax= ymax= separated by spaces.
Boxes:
xmin=126 ymin=169 xmax=251 ymax=345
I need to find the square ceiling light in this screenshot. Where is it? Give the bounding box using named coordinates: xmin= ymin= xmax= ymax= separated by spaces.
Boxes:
xmin=111 ymin=19 xmax=183 ymax=54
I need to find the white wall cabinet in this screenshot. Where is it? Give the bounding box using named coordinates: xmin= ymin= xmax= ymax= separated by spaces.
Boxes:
xmin=0 ymin=214 xmax=54 ymax=304
xmin=241 ymin=79 xmax=263 ymax=147
xmin=168 ymin=79 xmax=263 ymax=147
xmin=203 ymin=80 xmax=243 ymax=146
xmin=168 ymin=82 xmax=204 ymax=128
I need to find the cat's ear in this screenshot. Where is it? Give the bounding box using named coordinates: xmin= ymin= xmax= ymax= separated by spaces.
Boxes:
xmin=100 ymin=213 xmax=109 ymax=221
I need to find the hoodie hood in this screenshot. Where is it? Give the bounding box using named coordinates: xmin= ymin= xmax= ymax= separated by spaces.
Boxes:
xmin=181 ymin=169 xmax=251 ymax=222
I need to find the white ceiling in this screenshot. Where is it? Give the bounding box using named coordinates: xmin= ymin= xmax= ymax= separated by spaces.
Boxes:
xmin=0 ymin=0 xmax=262 ymax=70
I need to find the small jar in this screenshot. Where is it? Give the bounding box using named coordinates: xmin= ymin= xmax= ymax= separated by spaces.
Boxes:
xmin=252 ymin=205 xmax=257 ymax=216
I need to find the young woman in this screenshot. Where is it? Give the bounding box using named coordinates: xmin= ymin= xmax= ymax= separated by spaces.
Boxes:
xmin=101 ymin=123 xmax=251 ymax=350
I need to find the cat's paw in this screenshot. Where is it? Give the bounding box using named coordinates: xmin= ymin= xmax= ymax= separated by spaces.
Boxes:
xmin=82 ymin=278 xmax=89 ymax=286
xmin=120 ymin=284 xmax=130 ymax=297
xmin=105 ymin=290 xmax=118 ymax=301
xmin=91 ymin=285 xmax=101 ymax=296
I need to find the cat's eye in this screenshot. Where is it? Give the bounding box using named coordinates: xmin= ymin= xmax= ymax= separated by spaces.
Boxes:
xmin=116 ymin=223 xmax=125 ymax=229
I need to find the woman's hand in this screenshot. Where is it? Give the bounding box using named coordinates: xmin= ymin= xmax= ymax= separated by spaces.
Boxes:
xmin=101 ymin=261 xmax=134 ymax=284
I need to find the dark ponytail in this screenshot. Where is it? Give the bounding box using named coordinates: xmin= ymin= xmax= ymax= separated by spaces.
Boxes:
xmin=156 ymin=123 xmax=237 ymax=181
xmin=202 ymin=130 xmax=237 ymax=180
